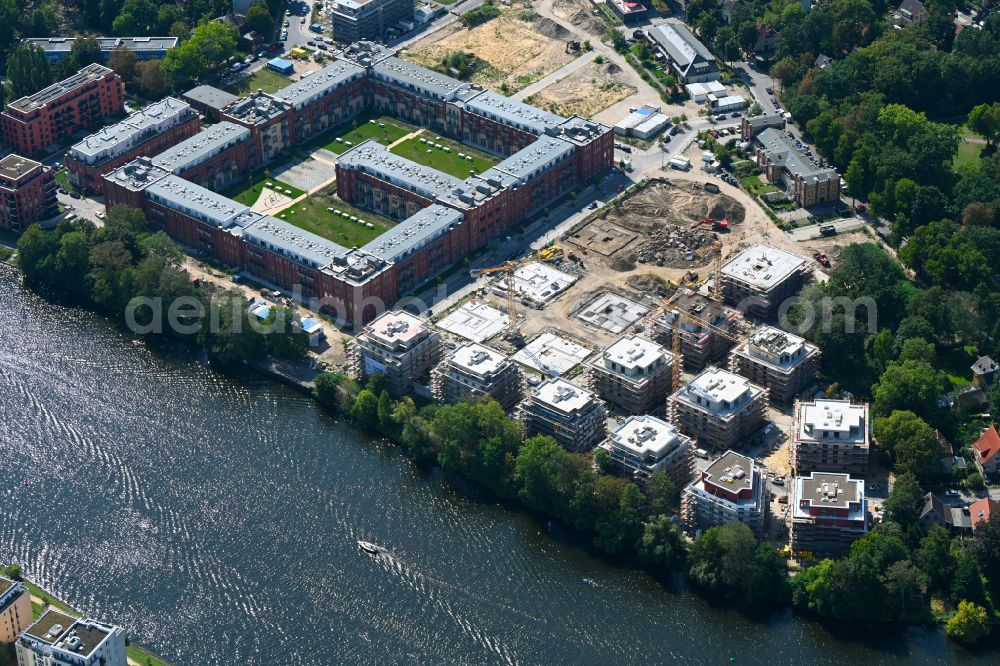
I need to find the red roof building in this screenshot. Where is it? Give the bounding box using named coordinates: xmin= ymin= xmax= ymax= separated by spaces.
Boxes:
xmin=969 ymin=497 xmax=998 ymax=533
xmin=973 ymin=425 xmax=1000 ymax=477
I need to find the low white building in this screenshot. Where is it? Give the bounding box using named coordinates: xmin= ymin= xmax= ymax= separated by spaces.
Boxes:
xmin=686 ymin=81 xmax=725 ymax=102
xmin=708 ymin=94 xmax=746 ymax=112
xmin=16 ymin=610 xmax=127 ymax=666
xmin=599 ymin=415 xmax=694 ymax=487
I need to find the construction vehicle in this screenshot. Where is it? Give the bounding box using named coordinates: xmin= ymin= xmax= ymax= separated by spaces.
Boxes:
xmin=691 ymin=217 xmax=729 ymax=232
xmin=813 ymin=251 xmax=831 ymax=268
xmin=819 ymin=224 xmax=837 ymax=237
xmin=539 ymin=246 xmax=563 ymax=261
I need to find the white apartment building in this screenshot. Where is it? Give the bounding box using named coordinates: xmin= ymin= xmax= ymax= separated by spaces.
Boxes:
xmin=669 ymin=367 xmax=767 ymax=451
xmin=518 ymin=378 xmax=608 ymax=452
xmin=728 ymin=325 xmax=819 ymax=403
xmin=792 ymin=399 xmax=871 ymax=475
xmin=589 ymin=335 xmax=674 ymax=415
xmin=353 ymin=310 xmax=441 ymax=397
xmin=432 ymin=342 xmax=521 ymax=410
xmin=16 ymin=609 xmax=126 ymax=666
xmin=681 ymin=450 xmax=769 ymax=537
xmin=599 ymin=415 xmax=694 ymax=487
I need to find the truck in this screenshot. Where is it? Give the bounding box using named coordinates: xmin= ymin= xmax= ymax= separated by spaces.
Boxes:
xmin=703 ymin=182 xmax=720 ymax=194
xmin=819 ymin=224 xmax=837 ymax=237
xmin=668 ymin=156 xmax=690 ymax=171
xmin=310 ymin=23 xmax=323 ymax=32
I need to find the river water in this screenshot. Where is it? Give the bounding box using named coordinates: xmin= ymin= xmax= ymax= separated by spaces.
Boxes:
xmin=0 ymin=264 xmax=985 ymax=665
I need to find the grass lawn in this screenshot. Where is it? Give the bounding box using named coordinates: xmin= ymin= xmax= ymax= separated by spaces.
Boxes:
xmin=939 ymin=344 xmax=977 ymax=388
xmin=953 ymin=127 xmax=985 ymax=170
xmin=320 ymin=116 xmax=414 ymax=154
xmin=54 ymin=170 xmax=82 ymax=195
xmin=741 ymin=174 xmax=780 ymax=196
xmin=222 ymin=171 xmax=305 ymax=207
xmin=225 ymin=68 xmax=294 ymax=96
xmin=389 ymin=135 xmax=495 ymax=179
xmin=276 ymin=192 xmax=391 ymax=248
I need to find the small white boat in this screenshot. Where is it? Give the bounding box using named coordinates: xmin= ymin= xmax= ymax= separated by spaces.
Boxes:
xmin=357 ymin=540 xmax=381 ymax=555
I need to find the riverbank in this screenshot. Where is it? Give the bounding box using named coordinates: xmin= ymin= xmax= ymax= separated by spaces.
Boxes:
xmin=18 ymin=579 xmax=171 ymax=666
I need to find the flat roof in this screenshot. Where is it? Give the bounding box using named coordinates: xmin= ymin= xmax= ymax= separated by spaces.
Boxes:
xmin=610 ymin=415 xmax=687 ymax=459
xmin=184 ymin=84 xmax=239 ymax=110
xmin=105 ymin=158 xmax=171 ymax=191
xmin=8 ymin=63 xmax=113 ymax=113
xmin=554 ymin=115 xmax=610 ymax=147
xmin=756 ymin=127 xmax=839 ymax=183
xmin=0 ymin=153 xmax=43 ymax=179
xmin=577 ymin=292 xmax=649 ymax=334
xmin=449 ymin=342 xmax=509 ymax=375
xmin=513 ymin=332 xmax=592 ymax=375
xmin=59 ymin=619 xmax=114 ymax=659
xmin=602 ymin=335 xmax=668 ymax=371
xmin=24 ymin=36 xmax=177 ymax=53
xmin=735 ymin=324 xmax=816 ymax=370
xmin=222 ymin=91 xmax=289 ymax=125
xmin=435 ymin=301 xmax=509 ymax=342
xmin=744 ymin=112 xmax=784 ymax=129
xmin=152 ymin=121 xmax=249 ymax=173
xmin=244 ymin=215 xmax=350 ymax=267
xmin=531 ymin=377 xmax=596 ymax=413
xmin=361 ymin=204 xmax=462 ymax=263
xmin=372 ymin=56 xmax=468 ymax=100
xmin=797 ymin=399 xmax=867 ymax=442
xmin=69 ymin=97 xmax=193 ymax=161
xmin=676 ymin=367 xmax=763 ymax=416
xmin=146 ymin=174 xmax=250 ymax=227
xmin=686 ymin=81 xmax=726 ymax=96
xmin=365 ymin=310 xmax=428 ymax=345
xmin=275 ymin=60 xmax=366 ymax=108
xmin=703 ymin=450 xmax=756 ymax=491
xmin=792 ymin=472 xmax=865 ymax=517
xmin=463 ymin=89 xmax=564 ymax=134
xmin=721 ymin=243 xmax=808 ymax=290
xmin=338 ymin=140 xmax=462 ymax=200
xmin=0 ymin=576 xmax=14 ymax=596
xmin=494 ymin=135 xmax=574 ymax=181
xmin=23 ymin=609 xmax=77 ymax=643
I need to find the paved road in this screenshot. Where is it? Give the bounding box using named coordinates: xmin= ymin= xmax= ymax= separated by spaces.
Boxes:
xmin=787 ymin=217 xmax=865 ymax=241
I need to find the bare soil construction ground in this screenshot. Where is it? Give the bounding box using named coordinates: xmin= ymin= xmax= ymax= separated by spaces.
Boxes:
xmin=402 ymin=9 xmax=577 ymax=93
xmin=549 ymin=0 xmax=609 ymax=37
xmin=524 ymin=59 xmax=635 ymax=118
xmin=566 ymin=180 xmax=747 ymax=272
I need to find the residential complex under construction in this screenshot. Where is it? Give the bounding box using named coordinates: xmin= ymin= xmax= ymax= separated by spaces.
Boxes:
xmin=790 ymin=472 xmax=870 ymax=556
xmin=791 ymin=399 xmax=871 ymax=476
xmin=681 ymin=450 xmax=769 ymax=537
xmin=649 ymin=290 xmax=748 ymax=371
xmin=431 ymin=342 xmax=522 ymax=411
xmin=599 ymin=415 xmax=694 ymax=488
xmin=668 ymin=367 xmax=768 ymax=451
xmin=517 ymin=378 xmax=608 ymax=452
xmin=351 ymin=310 xmax=441 ymax=397
xmin=728 ymin=325 xmax=819 ymax=403
xmin=719 ymin=244 xmax=811 ymax=319
xmin=587 ymin=335 xmax=674 ymax=415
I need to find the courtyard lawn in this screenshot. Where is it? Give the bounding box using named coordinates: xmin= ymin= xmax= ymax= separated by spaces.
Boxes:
xmin=320 ymin=116 xmax=414 ymax=153
xmin=225 ymin=68 xmax=294 ymax=96
xmin=389 ymin=135 xmax=495 ymax=179
xmin=276 ymin=193 xmax=392 ymax=248
xmin=741 ymin=174 xmax=780 ymax=196
xmin=223 ymin=171 xmax=305 ymax=206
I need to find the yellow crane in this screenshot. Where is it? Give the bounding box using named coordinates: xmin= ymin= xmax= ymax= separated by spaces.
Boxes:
xmin=470 ymin=260 xmax=524 ymax=340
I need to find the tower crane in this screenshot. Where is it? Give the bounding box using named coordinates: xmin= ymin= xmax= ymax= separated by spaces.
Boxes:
xmin=470 ymin=260 xmax=524 ymax=341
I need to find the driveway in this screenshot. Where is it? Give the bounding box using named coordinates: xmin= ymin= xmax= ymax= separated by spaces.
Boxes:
xmin=787 ymin=217 xmax=865 ymax=241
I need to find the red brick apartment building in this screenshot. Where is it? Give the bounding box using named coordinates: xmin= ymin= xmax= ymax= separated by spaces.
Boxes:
xmin=100 ymin=45 xmax=613 ymax=325
xmin=2 ymin=64 xmax=124 ymax=156
xmin=0 ymin=154 xmax=58 ymax=230
xmin=65 ymin=97 xmax=201 ymax=195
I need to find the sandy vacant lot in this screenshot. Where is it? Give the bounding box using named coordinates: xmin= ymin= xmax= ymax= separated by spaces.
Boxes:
xmin=525 ymin=60 xmax=635 ymax=118
xmin=402 ymin=10 xmax=577 ymax=93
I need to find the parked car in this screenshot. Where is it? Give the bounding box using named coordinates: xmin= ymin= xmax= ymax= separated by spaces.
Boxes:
xmin=258 ymin=49 xmax=267 ymax=58
xmin=69 ymin=191 xmax=81 ymax=199
xmin=730 ymin=111 xmax=741 ymax=118
xmin=587 ymin=201 xmax=598 ymax=209
xmin=945 ymin=490 xmax=960 ymax=497
xmin=316 ymin=43 xmax=327 ymax=50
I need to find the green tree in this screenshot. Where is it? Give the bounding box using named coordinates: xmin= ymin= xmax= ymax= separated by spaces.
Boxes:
xmin=872 ymin=360 xmax=947 ymax=425
xmin=609 ymin=28 xmax=627 ymax=53
xmin=377 ymin=389 xmax=395 ymax=435
xmin=914 ymin=525 xmax=955 ymax=593
xmin=593 ymin=447 xmax=615 ymax=474
xmin=770 ymin=58 xmax=798 ymax=91
xmin=639 ymin=515 xmax=685 ymax=569
xmin=350 ymin=389 xmax=379 ymax=431
xmin=7 ymin=43 xmax=53 ymax=99
xmin=200 ymin=290 xmax=265 ymax=367
xmin=884 ymin=560 xmax=929 ymax=623
xmin=946 ymin=601 xmax=990 ymax=644
xmin=261 ymin=306 xmax=308 ymax=360
xmin=873 ymin=410 xmax=942 ymax=484
xmin=882 ymin=473 xmax=924 ymax=529
xmin=967 ymin=102 xmax=1000 ymax=148
xmin=970 ymin=512 xmax=1000 ymax=599
xmin=950 ymin=551 xmax=987 ymax=606
xmin=0 ymin=0 xmax=19 ymax=52
xmin=108 ymin=47 xmax=140 ymax=84
xmin=688 ymin=522 xmax=787 ymax=605
xmin=135 ymin=60 xmax=166 ymax=98
xmin=28 ymin=3 xmax=58 ymax=37
xmin=313 ymin=372 xmax=344 ymax=412
xmin=162 ymin=20 xmax=238 ymax=85
xmin=434 ymin=399 xmax=522 ymax=497
xmin=71 ymin=37 xmax=103 ymax=67
xmin=245 ymin=0 xmax=275 ymax=38
xmin=645 ymin=470 xmax=676 ymax=517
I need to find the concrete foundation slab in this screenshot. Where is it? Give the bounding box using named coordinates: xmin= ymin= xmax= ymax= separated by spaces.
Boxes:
xmin=513 ymin=262 xmax=577 ymax=303
xmin=513 ymin=332 xmax=592 ymax=376
xmin=575 ymin=292 xmax=649 ymax=334
xmin=436 ymin=300 xmax=509 ymax=342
